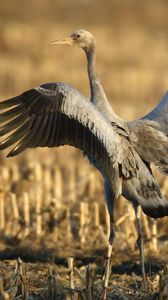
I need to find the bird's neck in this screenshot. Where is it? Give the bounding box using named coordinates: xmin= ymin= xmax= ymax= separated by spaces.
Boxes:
xmin=86 ymin=48 xmax=97 ymax=100
xmin=86 ymin=48 xmax=104 ymax=104
xmin=85 ymin=48 xmax=121 ymax=123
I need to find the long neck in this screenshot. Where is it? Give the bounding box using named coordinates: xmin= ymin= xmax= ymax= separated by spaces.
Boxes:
xmin=85 ymin=48 xmax=122 ymax=124
xmin=86 ymin=48 xmax=97 ymax=101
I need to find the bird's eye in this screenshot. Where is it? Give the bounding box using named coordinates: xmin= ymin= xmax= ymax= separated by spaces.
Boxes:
xmin=76 ymin=34 xmax=81 ymax=38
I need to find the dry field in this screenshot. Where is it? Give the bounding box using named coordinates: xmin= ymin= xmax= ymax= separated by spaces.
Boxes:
xmin=0 ymin=0 xmax=168 ymax=298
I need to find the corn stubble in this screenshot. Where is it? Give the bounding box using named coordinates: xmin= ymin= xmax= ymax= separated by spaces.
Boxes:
xmin=0 ymin=160 xmax=168 ymax=298
xmin=0 ymin=1 xmax=168 ymax=297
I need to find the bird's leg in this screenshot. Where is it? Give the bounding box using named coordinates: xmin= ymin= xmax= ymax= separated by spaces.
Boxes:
xmin=134 ymin=205 xmax=146 ymax=288
xmin=102 ymin=214 xmax=115 ymax=300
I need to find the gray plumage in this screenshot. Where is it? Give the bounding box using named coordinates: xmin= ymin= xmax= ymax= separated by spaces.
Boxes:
xmin=143 ymin=91 xmax=168 ymax=136
xmin=68 ymin=30 xmax=168 ymax=283
xmin=0 ymin=82 xmax=138 ymax=203
xmin=78 ymin=30 xmax=168 ymax=218
xmin=1 ymin=30 xmax=168 ymax=286
xmin=66 ymin=30 xmax=168 ymax=219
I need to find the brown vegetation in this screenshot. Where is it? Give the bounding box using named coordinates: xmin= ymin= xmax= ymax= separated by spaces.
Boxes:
xmin=0 ymin=0 xmax=168 ymax=298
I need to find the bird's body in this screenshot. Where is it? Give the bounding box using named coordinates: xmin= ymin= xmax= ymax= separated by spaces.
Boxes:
xmin=73 ymin=31 xmax=168 ymax=289
xmin=1 ymin=29 xmax=168 ymax=296
xmin=71 ymin=30 xmax=168 ymax=219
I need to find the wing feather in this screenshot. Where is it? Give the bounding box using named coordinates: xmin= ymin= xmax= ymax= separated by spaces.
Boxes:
xmin=0 ymin=104 xmax=25 ymax=123
xmin=143 ymin=91 xmax=168 ymax=136
xmin=0 ymin=95 xmax=22 ymax=109
xmin=1 ymin=82 xmax=138 ymax=200
xmin=8 ymin=115 xmax=42 ymax=155
xmin=29 ymin=115 xmax=48 ymax=148
xmin=0 ymin=117 xmax=34 ymax=150
xmin=2 ymin=83 xmax=168 ymax=218
xmin=0 ymin=111 xmax=28 ymax=136
xmin=47 ymin=112 xmax=58 ymax=147
xmin=38 ymin=114 xmax=51 ymax=147
xmin=128 ymin=119 xmax=168 ymax=173
xmin=123 ymin=163 xmax=168 ymax=219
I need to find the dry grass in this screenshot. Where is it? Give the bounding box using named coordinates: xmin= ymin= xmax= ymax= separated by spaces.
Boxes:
xmin=0 ymin=0 xmax=168 ymax=298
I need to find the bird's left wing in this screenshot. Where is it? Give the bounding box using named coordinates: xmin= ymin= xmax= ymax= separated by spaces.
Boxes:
xmin=0 ymin=82 xmax=137 ymax=199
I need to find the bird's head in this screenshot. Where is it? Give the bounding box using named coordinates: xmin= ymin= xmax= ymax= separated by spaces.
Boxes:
xmin=50 ymin=29 xmax=96 ymax=52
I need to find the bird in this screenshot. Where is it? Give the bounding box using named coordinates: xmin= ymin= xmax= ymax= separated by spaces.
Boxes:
xmin=49 ymin=29 xmax=168 ymax=286
xmin=0 ymin=29 xmax=168 ymax=297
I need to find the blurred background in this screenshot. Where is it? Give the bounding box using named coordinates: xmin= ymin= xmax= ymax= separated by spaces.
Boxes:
xmin=0 ymin=0 xmax=168 ymax=254
xmin=1 ymin=0 xmax=168 ymax=115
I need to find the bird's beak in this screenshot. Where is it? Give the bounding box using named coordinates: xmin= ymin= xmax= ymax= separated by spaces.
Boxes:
xmin=49 ymin=37 xmax=74 ymax=46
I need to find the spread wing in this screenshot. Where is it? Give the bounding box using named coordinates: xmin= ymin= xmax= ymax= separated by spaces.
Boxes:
xmin=125 ymin=92 xmax=168 ymax=173
xmin=128 ymin=119 xmax=168 ymax=174
xmin=0 ymin=82 xmax=137 ymax=199
xmin=143 ymin=91 xmax=168 ymax=136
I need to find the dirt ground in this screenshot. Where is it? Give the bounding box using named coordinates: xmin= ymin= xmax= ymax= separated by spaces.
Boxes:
xmin=0 ymin=247 xmax=168 ymax=299
xmin=0 ymin=0 xmax=168 ymax=298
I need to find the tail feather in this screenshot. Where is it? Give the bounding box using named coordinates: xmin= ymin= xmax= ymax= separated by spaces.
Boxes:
xmin=123 ymin=155 xmax=168 ymax=219
xmin=142 ymin=202 xmax=168 ymax=218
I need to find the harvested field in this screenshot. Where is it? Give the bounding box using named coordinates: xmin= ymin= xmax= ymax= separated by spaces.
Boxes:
xmin=0 ymin=0 xmax=168 ymax=298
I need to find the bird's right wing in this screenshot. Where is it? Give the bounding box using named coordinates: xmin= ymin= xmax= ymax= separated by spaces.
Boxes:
xmin=143 ymin=91 xmax=168 ymax=136
xmin=0 ymin=82 xmax=137 ymax=199
xmin=128 ymin=91 xmax=168 ymax=173
xmin=128 ymin=119 xmax=168 ymax=174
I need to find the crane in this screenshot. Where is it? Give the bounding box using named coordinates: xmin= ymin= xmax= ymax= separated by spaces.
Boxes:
xmin=50 ymin=29 xmax=168 ymax=286
xmin=0 ymin=29 xmax=168 ymax=298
